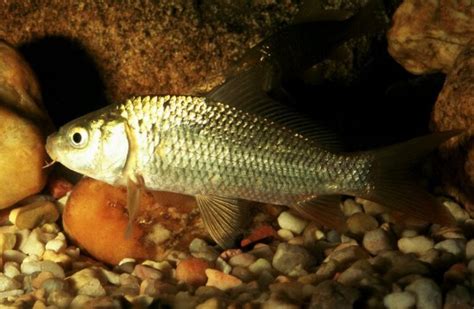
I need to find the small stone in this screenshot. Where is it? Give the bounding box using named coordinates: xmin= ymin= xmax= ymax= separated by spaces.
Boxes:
xmin=362 ymin=228 xmax=393 ymax=255
xmin=20 ymin=256 xmax=41 ymax=274
xmin=19 ymin=229 xmax=45 ymax=256
xmin=68 ymin=268 xmax=106 ymax=297
xmin=257 ymin=270 xmax=275 ymax=289
xmin=140 ymin=279 xmax=177 ymax=297
xmin=47 ymin=290 xmax=73 ymax=308
xmin=398 ymin=236 xmax=434 ymax=256
xmin=206 ymin=269 xmax=242 ymax=291
xmin=383 ymin=291 xmax=416 ymax=309
xmin=419 ymin=248 xmax=457 ymax=269
xmin=442 ymin=200 xmax=470 ymax=223
xmin=3 ymin=249 xmax=26 ymax=264
xmin=70 ymin=295 xmax=94 ymax=307
xmin=445 ymin=285 xmax=472 ymax=306
xmin=434 ymin=239 xmax=466 ymax=258
xmin=405 ymin=278 xmax=442 ymax=309
xmin=32 ymin=272 xmax=54 ymax=289
xmin=42 ymin=250 xmax=72 ymax=268
xmin=38 ymin=261 xmax=65 ymax=278
xmin=45 ymin=239 xmax=66 ymax=253
xmin=341 ymin=199 xmax=362 ymax=217
xmin=356 ymin=198 xmax=386 ymax=215
xmin=229 ymin=253 xmax=256 ymax=268
xmin=314 ymin=229 xmax=325 ymax=240
xmin=3 ymin=261 xmax=20 ymax=279
xmin=0 ymin=289 xmax=23 ymax=298
xmin=288 ymin=236 xmax=304 ymax=246
xmin=248 ymin=258 xmax=272 ymax=274
xmin=9 ymin=201 xmax=59 ymax=229
xmin=0 ymin=273 xmax=21 ymax=291
xmin=401 ymin=229 xmax=418 ymax=238
xmin=326 ymin=230 xmax=341 ymax=243
xmin=41 ymin=278 xmax=68 ymax=294
xmin=272 ymin=243 xmax=311 ymax=277
xmin=98 ymin=268 xmax=120 ymax=285
xmin=326 ymin=245 xmax=369 ymax=270
xmin=141 ymin=260 xmax=173 ymax=277
xmin=346 ymin=213 xmax=378 ymax=235
xmin=310 ymin=280 xmax=359 ymax=308
xmin=189 ymin=238 xmax=219 ymax=262
xmin=277 ymin=211 xmax=308 ymax=234
xmin=231 ymin=266 xmax=254 ymax=282
xmin=464 ymin=239 xmax=474 ymax=260
xmin=249 ymin=244 xmax=274 ymax=261
xmin=133 ymin=264 xmax=162 ymax=281
xmin=468 ymin=260 xmax=474 ymax=273
xmin=196 ymin=297 xmax=222 ymax=309
xmin=215 ymin=257 xmax=232 ymax=274
xmin=176 ymin=257 xmax=209 ymax=286
xmin=0 ymin=233 xmax=16 ymax=253
xmin=277 ymin=229 xmax=294 ymax=241
xmin=373 ymin=251 xmax=430 ymax=282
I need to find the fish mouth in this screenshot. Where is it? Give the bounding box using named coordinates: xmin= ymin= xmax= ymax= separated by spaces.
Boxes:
xmin=45 ymin=132 xmax=58 ymax=161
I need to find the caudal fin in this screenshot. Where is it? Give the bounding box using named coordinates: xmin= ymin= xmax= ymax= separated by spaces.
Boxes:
xmin=360 ymin=131 xmax=462 ymax=226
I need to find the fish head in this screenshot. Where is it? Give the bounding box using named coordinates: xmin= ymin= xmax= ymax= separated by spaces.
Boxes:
xmin=46 ymin=110 xmax=129 ymax=185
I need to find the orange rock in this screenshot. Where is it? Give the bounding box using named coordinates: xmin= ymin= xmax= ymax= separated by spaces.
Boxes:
xmin=205 ymin=269 xmax=242 ymax=291
xmin=176 ymin=257 xmax=210 ymax=286
xmin=63 ymin=178 xmax=208 ymax=265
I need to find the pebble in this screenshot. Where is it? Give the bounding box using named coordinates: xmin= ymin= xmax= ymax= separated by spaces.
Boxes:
xmin=346 ymin=213 xmax=378 ymax=235
xmin=45 ymin=238 xmax=66 ymax=253
xmin=398 ymin=236 xmax=434 ymax=255
xmin=46 ymin=290 xmax=72 ymax=308
xmin=42 ymin=250 xmax=72 ymax=268
xmin=9 ymin=201 xmax=59 ymax=229
xmin=341 ymin=199 xmax=362 ymax=217
xmin=133 ymin=264 xmax=162 ymax=281
xmin=405 ymin=278 xmax=442 ymax=309
xmin=326 ymin=245 xmax=369 ymax=270
xmin=196 ymin=297 xmax=222 ymax=309
xmin=419 ymin=248 xmax=457 ymax=269
xmin=231 ymin=266 xmax=254 ymax=282
xmin=189 ymin=238 xmax=219 ymax=262
xmin=464 ymin=239 xmax=474 ymax=260
xmin=3 ymin=249 xmax=27 ymax=264
xmin=445 ymin=285 xmax=472 ymax=306
xmin=383 ymin=291 xmax=416 ymax=309
xmin=310 ymin=280 xmax=359 ymax=308
xmin=0 ymin=273 xmax=21 ymax=291
xmin=215 ymin=257 xmax=232 ymax=274
xmin=229 ymin=253 xmax=256 ymax=268
xmin=19 ymin=229 xmax=45 ymax=257
xmin=68 ymin=268 xmax=106 ymax=297
xmin=442 ymin=200 xmax=470 ymax=223
xmin=356 ymin=198 xmax=386 ymax=215
xmin=3 ymin=261 xmax=20 ymax=279
xmin=362 ymin=228 xmax=393 ymax=255
xmin=249 ymin=244 xmax=274 ymax=261
xmin=41 ymin=278 xmax=69 ymax=294
xmin=277 ymin=211 xmax=308 ymax=234
xmin=249 ymin=258 xmax=272 ymax=274
xmin=205 ymin=269 xmax=242 ymax=291
xmin=0 ymin=233 xmax=16 ymax=253
xmin=32 ymin=272 xmax=54 ymax=289
xmin=468 ymin=260 xmax=474 ymax=273
xmin=176 ymin=257 xmax=209 ymax=286
xmin=277 ymin=229 xmax=294 ymax=241
xmin=272 ymin=243 xmax=311 ymax=277
xmin=70 ymin=295 xmax=94 ymax=307
xmin=434 ymin=239 xmax=466 ymax=258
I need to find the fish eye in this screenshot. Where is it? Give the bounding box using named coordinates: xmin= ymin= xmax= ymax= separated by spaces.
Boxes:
xmin=68 ymin=127 xmax=89 ymax=148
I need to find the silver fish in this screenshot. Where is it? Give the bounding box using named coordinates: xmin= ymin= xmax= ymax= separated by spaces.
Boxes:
xmin=46 ymin=92 xmax=457 ymax=248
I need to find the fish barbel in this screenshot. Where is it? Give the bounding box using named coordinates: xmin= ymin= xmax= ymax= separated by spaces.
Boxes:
xmin=46 ymin=92 xmax=457 ymax=248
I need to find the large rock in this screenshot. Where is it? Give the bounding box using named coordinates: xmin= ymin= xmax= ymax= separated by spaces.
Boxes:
xmin=387 ymin=0 xmax=474 ymax=74
xmin=63 ymin=178 xmax=208 ymax=264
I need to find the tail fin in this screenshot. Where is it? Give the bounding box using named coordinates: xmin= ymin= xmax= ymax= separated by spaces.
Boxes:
xmin=360 ymin=131 xmax=462 ymax=226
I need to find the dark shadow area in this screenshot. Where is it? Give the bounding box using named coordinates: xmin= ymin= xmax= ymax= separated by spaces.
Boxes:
xmin=18 ymin=36 xmax=108 ymax=127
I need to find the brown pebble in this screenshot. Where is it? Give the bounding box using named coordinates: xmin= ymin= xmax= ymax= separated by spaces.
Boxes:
xmin=346 ymin=213 xmax=378 ymax=235
xmin=176 ymin=257 xmax=209 ymax=286
xmin=32 ymin=272 xmax=54 ymax=289
xmin=206 ymin=269 xmax=242 ymax=291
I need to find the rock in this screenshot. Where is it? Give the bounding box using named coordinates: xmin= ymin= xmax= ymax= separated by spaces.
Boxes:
xmin=277 ymin=229 xmax=294 ymax=241
xmin=372 ymin=251 xmax=430 ymax=282
xmin=3 ymin=261 xmax=20 ymax=279
xmin=42 ymin=250 xmax=72 ymax=269
xmin=362 ymin=228 xmax=393 ymax=255
xmin=419 ymin=248 xmax=457 ymax=270
xmin=3 ymin=249 xmax=26 ymax=264
xmin=0 ymin=233 xmax=16 ymax=253
xmin=387 ymin=0 xmax=473 ymax=74
xmin=231 ymin=266 xmax=254 ymax=282
xmin=434 ymin=239 xmax=466 ymax=258
xmin=442 ymin=200 xmax=471 ymax=223
xmin=32 ymin=271 xmax=54 ymax=289
xmin=9 ymin=201 xmax=59 ymax=230
xmin=468 ymin=260 xmax=474 ymax=273
xmin=431 ymin=43 xmax=474 ymax=217
xmin=355 ymin=198 xmax=386 ymax=216
xmin=341 ymin=199 xmax=362 ymax=217
xmin=45 ymin=238 xmax=66 ymax=253
xmin=272 ymin=243 xmax=311 ymax=277
xmin=248 ymin=258 xmax=272 ymax=275
xmin=249 ymin=244 xmax=274 ymax=261
xmin=19 ymin=228 xmax=45 ymax=257
xmin=133 ymin=264 xmax=162 ymax=281
xmin=383 ymin=291 xmax=416 ymax=309
xmin=0 ymin=42 xmax=50 ymax=209
xmin=405 ymin=278 xmax=442 ymax=309
xmin=336 ymin=259 xmax=382 ymax=289
xmin=0 ymin=273 xmax=21 ymax=291
xmin=346 ymin=213 xmax=378 ymax=235
xmin=326 ymin=245 xmax=369 ymax=271
xmin=310 ymin=280 xmax=359 ymax=309
xmin=176 ymin=257 xmax=209 ymax=287
xmin=215 ymin=257 xmax=231 ymax=274
xmin=63 ymin=178 xmax=207 ymax=264
xmin=189 ymin=238 xmax=219 ymax=262
xmin=68 ymin=268 xmax=106 ymax=297
xmin=41 ymin=278 xmax=68 ymax=294
xmin=47 ymin=290 xmax=73 ymax=308
xmin=466 ymin=239 xmax=474 ymax=260
xmin=445 ymin=285 xmax=472 ymax=307
xmin=398 ymin=236 xmax=434 ymax=256
xmin=205 ymin=269 xmax=242 ymax=291
xmin=277 ymin=211 xmax=308 ymax=234
xmin=196 ymin=297 xmax=223 ymax=309
xmin=70 ymin=295 xmax=94 ymax=308
xmin=229 ymin=253 xmax=256 ymax=268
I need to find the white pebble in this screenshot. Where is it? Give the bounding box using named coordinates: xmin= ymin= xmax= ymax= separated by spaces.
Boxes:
xmin=45 ymin=239 xmax=67 ymax=253
xmin=21 ymin=256 xmax=41 ymax=274
xmin=3 ymin=262 xmax=20 ymax=279
xmin=39 ymin=260 xmax=65 ymax=278
xmin=0 ymin=273 xmax=21 ymax=291
xmin=0 ymin=233 xmax=16 ymax=253
xmin=434 ymin=239 xmax=466 ymax=258
xmin=215 ymin=257 xmax=232 ymax=274
xmin=405 ymin=278 xmax=442 ymax=309
xmin=3 ymin=250 xmax=26 ymax=264
xmin=314 ymin=230 xmax=325 ymax=240
xmin=19 ymin=229 xmax=45 ymax=257
xmin=401 ymin=229 xmax=418 ymax=238
xmin=277 ymin=211 xmax=308 ymax=234
xmin=398 ymin=236 xmax=434 ymax=255
xmin=442 ymin=200 xmax=470 ymax=223
xmin=465 ymin=239 xmax=474 ymax=260
xmin=119 ymin=258 xmax=136 ymax=266
xmin=341 ymin=199 xmax=362 ymax=217
xmin=277 ymin=229 xmax=294 ymax=241
xmin=383 ymin=291 xmax=416 ymax=309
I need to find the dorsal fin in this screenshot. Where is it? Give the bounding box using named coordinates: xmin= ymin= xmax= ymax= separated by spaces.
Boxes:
xmin=207 ymin=65 xmax=342 ymax=152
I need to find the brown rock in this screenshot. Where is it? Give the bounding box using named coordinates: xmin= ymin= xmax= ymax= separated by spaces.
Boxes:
xmin=431 ymin=44 xmax=474 ymax=216
xmin=205 ymin=269 xmax=243 ymax=291
xmin=310 ymin=280 xmax=359 ymax=309
xmin=63 ymin=178 xmax=207 ymax=264
xmin=9 ymin=201 xmax=59 ymax=229
xmin=387 ymin=0 xmax=474 ymax=74
xmin=176 ymin=257 xmax=210 ymax=287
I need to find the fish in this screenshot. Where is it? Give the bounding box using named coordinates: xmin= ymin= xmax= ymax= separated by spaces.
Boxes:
xmin=45 ymin=81 xmax=459 ymax=248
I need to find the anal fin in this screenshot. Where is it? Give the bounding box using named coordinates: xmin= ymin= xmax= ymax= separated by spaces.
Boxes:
xmin=125 ymin=174 xmax=145 ymax=238
xmin=292 ymin=195 xmax=346 ymax=230
xmin=195 ymin=195 xmax=249 ymax=249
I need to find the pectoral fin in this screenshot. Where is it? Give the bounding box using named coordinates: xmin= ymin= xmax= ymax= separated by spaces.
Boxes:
xmin=195 ymin=195 xmax=249 ymax=249
xmin=125 ymin=174 xmax=145 ymax=238
xmin=292 ymin=195 xmax=346 ymax=230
